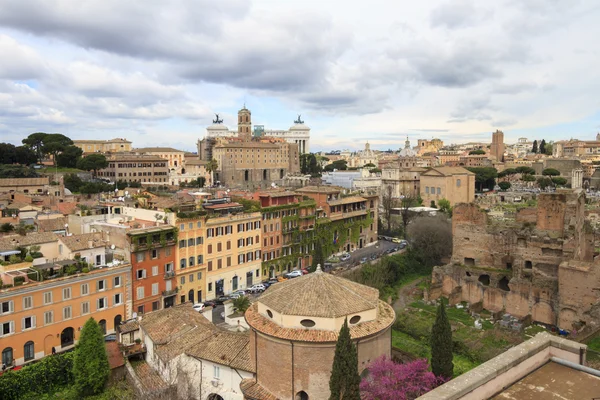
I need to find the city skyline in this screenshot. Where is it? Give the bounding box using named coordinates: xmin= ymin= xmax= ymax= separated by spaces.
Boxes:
xmin=1 ymin=0 xmax=599 ymax=151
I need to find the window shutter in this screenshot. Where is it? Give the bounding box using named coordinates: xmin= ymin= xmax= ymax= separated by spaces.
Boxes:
xmin=10 ymin=321 xmax=14 ymax=334
xmin=32 ymin=316 xmax=36 ymax=328
xmin=10 ymin=301 xmax=14 ymax=312
xmin=21 ymin=317 xmax=25 ymax=330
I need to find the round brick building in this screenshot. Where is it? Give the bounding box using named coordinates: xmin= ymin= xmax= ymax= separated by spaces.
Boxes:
xmin=241 ymin=266 xmax=396 ymax=400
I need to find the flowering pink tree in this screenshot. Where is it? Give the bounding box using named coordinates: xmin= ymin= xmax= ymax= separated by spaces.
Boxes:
xmin=360 ymin=357 xmax=446 ymax=400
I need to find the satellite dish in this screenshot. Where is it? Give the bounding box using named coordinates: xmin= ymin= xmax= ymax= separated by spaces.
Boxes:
xmin=115 ymin=188 xmax=118 ymax=192
xmin=132 ymin=312 xmax=138 ymax=319
xmin=110 ymin=244 xmax=115 ymax=250
xmin=125 ymin=191 xmax=129 ymax=196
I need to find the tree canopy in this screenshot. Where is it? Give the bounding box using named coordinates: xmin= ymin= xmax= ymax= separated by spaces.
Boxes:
xmin=56 ymin=145 xmax=84 ymax=168
xmin=73 ymin=318 xmax=110 ymax=397
xmin=468 ymin=149 xmax=485 ymax=155
xmin=498 ymin=181 xmax=511 ymax=191
xmin=431 ymin=300 xmax=454 ymax=379
xmin=0 ymin=143 xmax=37 ymax=165
xmin=542 ymin=168 xmax=560 ymax=176
xmin=324 ymin=159 xmax=348 ymax=172
xmin=407 ymin=214 xmax=452 ymax=268
xmin=515 ymin=166 xmax=536 ymax=175
xmin=76 ymin=154 xmax=108 ymax=177
xmin=360 ymin=357 xmax=444 ymax=400
xmin=532 ymin=140 xmax=538 ymax=153
xmin=465 ymin=167 xmax=497 ymax=191
xmin=329 ymin=319 xmax=361 ymax=400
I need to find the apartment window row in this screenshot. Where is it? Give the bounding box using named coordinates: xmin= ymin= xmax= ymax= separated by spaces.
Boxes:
xmin=179 ymin=237 xmax=204 ymax=248
xmin=180 ymin=255 xmax=203 ymax=269
xmin=206 ymin=225 xmax=233 ymax=238
xmin=137 ymin=263 xmax=173 ymax=279
xmin=262 ymin=209 xmax=297 ymax=220
xmin=238 ymin=250 xmax=261 ymax=264
xmin=136 ymin=247 xmax=172 ymax=262
xmin=179 ymin=221 xmax=203 ymax=231
xmin=424 ymin=186 xmax=442 ymax=195
xmin=236 ymin=221 xmax=261 ymax=233
xmin=263 ymin=222 xmax=281 ymax=233
xmin=237 ymin=236 xmax=259 ymax=248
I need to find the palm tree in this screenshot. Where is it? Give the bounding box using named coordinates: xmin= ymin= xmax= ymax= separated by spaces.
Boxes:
xmin=232 ymin=295 xmax=251 ymax=314
xmin=15 ymin=222 xmax=33 ymax=236
xmin=205 ymin=158 xmax=218 ymax=186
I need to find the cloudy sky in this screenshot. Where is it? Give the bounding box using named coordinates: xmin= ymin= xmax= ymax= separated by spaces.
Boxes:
xmin=1 ymin=0 xmax=599 ymax=152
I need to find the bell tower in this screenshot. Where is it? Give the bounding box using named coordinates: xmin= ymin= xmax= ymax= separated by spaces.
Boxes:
xmin=238 ymin=106 xmax=252 ymax=140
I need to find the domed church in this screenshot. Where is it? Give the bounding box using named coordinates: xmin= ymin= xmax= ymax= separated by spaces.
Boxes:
xmin=240 ymin=266 xmax=396 ymax=400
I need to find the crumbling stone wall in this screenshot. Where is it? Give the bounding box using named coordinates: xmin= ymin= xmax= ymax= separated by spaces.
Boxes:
xmin=432 ymin=189 xmax=600 ymax=330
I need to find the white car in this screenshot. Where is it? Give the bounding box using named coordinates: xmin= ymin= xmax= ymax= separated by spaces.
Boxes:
xmin=250 ymin=284 xmax=266 ymax=293
xmin=192 ymin=303 xmax=205 ymax=313
xmin=340 ymin=253 xmax=351 ymax=262
xmin=286 ymin=270 xmax=303 ymax=278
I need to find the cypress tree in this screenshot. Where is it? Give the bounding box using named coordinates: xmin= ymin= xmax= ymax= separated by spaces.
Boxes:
xmin=329 ymin=318 xmax=361 ymax=400
xmin=73 ymin=318 xmax=110 ymax=397
xmin=532 ymin=140 xmax=538 ymax=154
xmin=431 ymin=299 xmax=454 ymax=379
xmin=311 ymin=241 xmax=325 ymax=272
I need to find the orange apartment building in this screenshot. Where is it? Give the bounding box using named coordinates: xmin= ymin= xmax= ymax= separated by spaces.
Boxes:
xmin=203 ymin=203 xmax=262 ymax=299
xmin=174 ymin=214 xmax=206 ymax=305
xmin=0 ymin=262 xmax=131 ymax=367
xmin=127 ymin=226 xmax=177 ymax=315
xmin=296 ymin=186 xmax=379 ymax=252
xmin=257 ymin=191 xmax=317 ymax=277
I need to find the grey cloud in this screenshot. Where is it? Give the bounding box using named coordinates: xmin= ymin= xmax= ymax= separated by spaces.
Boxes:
xmin=430 ymin=0 xmax=489 ymax=29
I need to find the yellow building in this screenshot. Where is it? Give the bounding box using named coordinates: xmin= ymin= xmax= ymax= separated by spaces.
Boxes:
xmin=0 ymin=262 xmax=131 ymax=367
xmin=203 ymin=207 xmax=262 ymax=299
xmin=73 ymin=138 xmax=132 ymax=154
xmin=174 ymin=215 xmax=206 ymax=305
xmin=420 ymin=167 xmax=475 ymax=207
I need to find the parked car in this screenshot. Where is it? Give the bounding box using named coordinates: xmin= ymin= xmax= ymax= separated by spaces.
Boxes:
xmin=301 ymin=268 xmax=309 ymax=275
xmin=231 ymin=290 xmax=248 ymax=298
xmin=214 ymin=295 xmax=230 ymax=305
xmin=392 ymin=237 xmax=403 ymax=244
xmin=360 ymin=257 xmax=368 ymax=264
xmin=398 ymin=243 xmax=407 ymax=249
xmin=192 ymin=303 xmax=205 ymax=313
xmin=250 ymin=283 xmax=267 ymax=293
xmin=369 ymin=254 xmax=377 ymax=261
xmin=202 ymin=300 xmax=216 ymax=308
xmin=340 ymin=253 xmax=351 ymax=261
xmin=277 ymin=275 xmax=288 ymax=282
xmin=104 ymin=334 xmax=117 ymax=342
xmin=286 ymin=270 xmax=303 ymax=278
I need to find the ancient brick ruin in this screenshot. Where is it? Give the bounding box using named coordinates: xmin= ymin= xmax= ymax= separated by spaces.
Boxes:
xmin=430 ymin=189 xmax=600 ymax=331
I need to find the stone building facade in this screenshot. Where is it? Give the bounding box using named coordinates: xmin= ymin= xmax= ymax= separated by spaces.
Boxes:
xmin=73 ymin=138 xmax=132 ymax=154
xmin=430 ymin=189 xmax=600 ymax=331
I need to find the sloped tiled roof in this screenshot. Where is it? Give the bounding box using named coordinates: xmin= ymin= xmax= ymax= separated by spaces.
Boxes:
xmin=131 ymin=361 xmax=169 ymax=392
xmin=258 ymin=269 xmax=379 ymax=318
xmin=422 ymin=166 xmax=474 ymax=176
xmin=139 ymin=304 xmax=214 ymax=345
xmin=0 ymin=178 xmax=49 ymax=186
xmin=186 ymin=330 xmax=253 ymax=372
xmin=59 ymin=232 xmax=105 ymax=251
xmin=119 ymin=320 xmax=139 ymax=334
xmin=245 ymin=300 xmax=395 ymax=343
xmin=240 ymin=379 xmax=279 ymax=400
xmin=106 ymin=341 xmax=125 ymax=370
xmin=36 ymin=217 xmax=67 ymax=232
xmin=2 ymin=232 xmax=58 ymax=247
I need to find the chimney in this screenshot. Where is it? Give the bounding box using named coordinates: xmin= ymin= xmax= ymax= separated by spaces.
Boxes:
xmin=88 ymin=240 xmax=93 ymax=249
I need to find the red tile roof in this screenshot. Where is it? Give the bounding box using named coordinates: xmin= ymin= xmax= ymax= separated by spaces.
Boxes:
xmin=240 ymin=379 xmax=280 ymax=400
xmin=106 ymin=341 xmax=125 ymax=369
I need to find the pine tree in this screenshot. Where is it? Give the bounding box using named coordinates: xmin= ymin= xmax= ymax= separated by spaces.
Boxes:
xmin=532 ymin=140 xmax=538 ymax=153
xmin=329 ymin=318 xmax=361 ymax=400
xmin=73 ymin=318 xmax=110 ymax=397
xmin=539 ymin=139 xmax=546 ymax=154
xmin=431 ymin=300 xmax=454 ymax=379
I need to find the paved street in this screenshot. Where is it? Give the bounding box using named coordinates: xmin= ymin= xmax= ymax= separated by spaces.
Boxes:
xmin=326 ymin=240 xmax=398 ymax=271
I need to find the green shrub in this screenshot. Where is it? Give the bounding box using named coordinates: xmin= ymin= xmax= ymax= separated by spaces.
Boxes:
xmin=24 ymin=255 xmax=33 ymax=262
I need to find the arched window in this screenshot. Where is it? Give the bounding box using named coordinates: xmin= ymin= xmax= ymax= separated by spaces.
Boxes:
xmin=2 ymin=347 xmax=13 ymax=367
xmin=99 ymin=319 xmax=107 ymax=335
xmin=24 ymin=341 xmax=34 ymax=361
xmin=61 ymin=327 xmax=74 ymax=348
xmin=296 ymin=391 xmax=309 ymax=400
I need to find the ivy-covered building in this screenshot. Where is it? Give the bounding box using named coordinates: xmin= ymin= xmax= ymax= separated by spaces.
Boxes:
xmin=127 ymin=225 xmax=177 ymax=314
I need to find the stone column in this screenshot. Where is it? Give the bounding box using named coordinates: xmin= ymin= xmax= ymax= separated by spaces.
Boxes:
xmin=572 ymin=168 xmax=583 ymax=189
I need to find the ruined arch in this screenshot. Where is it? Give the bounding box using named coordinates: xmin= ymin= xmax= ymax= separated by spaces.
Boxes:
xmin=532 ymin=302 xmax=555 ymax=326
xmin=478 ymin=274 xmax=490 ymax=286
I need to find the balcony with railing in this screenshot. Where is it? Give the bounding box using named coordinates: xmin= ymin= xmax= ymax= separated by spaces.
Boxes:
xmin=162 ymin=287 xmax=179 ymax=297
xmin=164 ymin=271 xmax=175 ymax=279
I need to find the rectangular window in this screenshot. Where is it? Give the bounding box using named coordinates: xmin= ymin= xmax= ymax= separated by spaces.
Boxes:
xmin=181 ymin=276 xmax=185 ymax=285
xmin=166 ymin=247 xmax=171 ymax=256
xmin=207 ymin=261 xmax=213 ymax=271
xmin=256 ymin=269 xmax=259 ymax=277
xmin=189 ymin=223 xmax=193 ymax=230
xmin=425 ymin=186 xmax=429 ymax=194
xmin=114 ymin=293 xmax=122 ymax=305
xmin=151 ymin=249 xmax=158 ymax=259
xmin=165 ymin=262 xmax=173 ymax=273
xmin=98 ymin=279 xmax=107 ymax=291
xmin=137 ymin=287 xmax=144 ymax=300
xmin=180 ymin=258 xmax=187 ymax=269
xmin=208 ymin=244 xmax=212 ymax=254
xmin=197 ymin=221 xmax=202 ymax=228
xmin=136 ymin=252 xmax=145 ymax=262
xmin=437 ymin=187 xmax=441 ymax=195
xmin=137 ymin=305 xmax=145 ymax=314
xmin=22 ymin=316 xmax=35 ymax=330
xmin=152 ymin=283 xmax=159 ymax=296
xmin=63 ymin=287 xmax=71 ymax=300
xmin=227 ymin=256 xmax=231 ymax=267
xmin=136 ymin=269 xmax=146 ymax=279
xmin=456 ymin=179 xmax=461 ymax=187
xmin=43 ymin=292 xmax=53 ymax=305
xmin=189 ymin=257 xmax=195 ymax=266
xmin=189 ymin=274 xmax=194 ymax=282
xmin=152 ymin=301 xmax=159 ymax=311
xmin=82 ymin=302 xmax=90 ymax=315
xmin=214 ymin=365 xmax=220 ymax=379
xmin=44 ymin=311 xmax=53 ymax=325
xmin=180 ymin=224 xmax=185 ymax=231
xmin=217 ymin=259 xmax=222 ymax=269
xmin=197 ymin=255 xmax=203 ymax=264
xmin=97 ymin=298 xmax=107 ymax=310
xmin=197 ymin=272 xmax=202 ymax=280
xmin=196 ymin=236 xmax=203 ymax=245
xmin=179 ymin=240 xmax=186 ymax=248
xmin=23 ymin=296 xmax=32 ymax=310
xmin=1 ymin=321 xmax=14 ymax=336
xmin=152 ymin=265 xmax=159 ymax=276
xmin=208 ymin=282 xmax=213 ymax=291
xmin=207 ymin=228 xmax=214 ymax=237
xmin=63 ymin=306 xmax=72 ymax=320
xmin=0 ymin=301 xmax=13 ymax=315
xmin=188 ymin=238 xmax=195 ymax=247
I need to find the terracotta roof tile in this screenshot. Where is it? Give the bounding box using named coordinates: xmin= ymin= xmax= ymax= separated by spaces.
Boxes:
xmin=257 ymin=270 xmax=379 ymax=318
xmin=106 ymin=341 xmax=125 ymax=369
xmin=2 ymin=232 xmax=58 ymax=247
xmin=186 ymin=331 xmax=253 ymax=372
xmin=36 ymin=217 xmax=67 ymax=232
xmin=119 ymin=320 xmax=139 ymax=334
xmin=139 ymin=304 xmax=214 ymax=345
xmin=59 ymin=232 xmax=105 ymax=251
xmin=131 ymin=361 xmax=168 ymax=392
xmin=56 ymin=202 xmax=78 ymax=215
xmin=240 ymin=379 xmax=280 ymax=400
xmin=245 ymin=301 xmax=395 ymax=343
